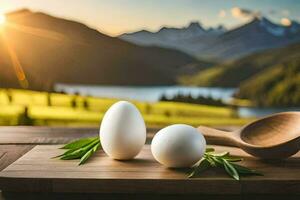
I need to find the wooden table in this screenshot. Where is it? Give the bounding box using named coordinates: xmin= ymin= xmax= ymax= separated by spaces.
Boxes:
xmin=0 ymin=126 xmax=299 ymax=200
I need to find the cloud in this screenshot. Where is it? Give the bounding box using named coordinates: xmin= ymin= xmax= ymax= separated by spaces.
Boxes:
xmin=281 ymin=18 xmax=291 ymax=26
xmin=281 ymin=10 xmax=290 ymax=16
xmin=231 ymin=7 xmax=260 ymax=20
xmin=268 ymin=9 xmax=276 ymax=15
xmin=269 ymin=9 xmax=290 ymax=17
xmin=218 ymin=10 xmax=226 ymax=18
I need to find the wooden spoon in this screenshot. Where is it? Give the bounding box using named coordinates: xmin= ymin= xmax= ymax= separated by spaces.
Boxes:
xmin=198 ymin=112 xmax=300 ymax=159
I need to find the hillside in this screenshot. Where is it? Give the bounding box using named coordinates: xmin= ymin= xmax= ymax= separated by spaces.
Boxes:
xmin=236 ymin=58 xmax=300 ymax=107
xmin=0 ymin=9 xmax=208 ymax=91
xmin=180 ymin=42 xmax=300 ymax=87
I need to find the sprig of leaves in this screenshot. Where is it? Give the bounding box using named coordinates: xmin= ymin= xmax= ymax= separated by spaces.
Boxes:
xmin=54 ymin=137 xmax=100 ymax=165
xmin=189 ymin=148 xmax=263 ymax=180
xmin=55 ymin=138 xmax=263 ymax=180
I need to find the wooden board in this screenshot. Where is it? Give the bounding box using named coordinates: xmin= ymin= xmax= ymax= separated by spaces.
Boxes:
xmin=0 ymin=127 xmax=98 ymax=144
xmin=0 ymin=145 xmax=34 ymax=171
xmin=0 ymin=145 xmax=299 ymax=195
xmin=0 ymin=127 xmax=160 ymax=145
xmin=0 ymin=126 xmax=237 ymax=144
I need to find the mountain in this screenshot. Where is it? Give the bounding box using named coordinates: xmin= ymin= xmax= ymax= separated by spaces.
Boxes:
xmin=120 ymin=17 xmax=300 ymax=61
xmin=0 ymin=9 xmax=209 ymax=91
xmin=119 ymin=22 xmax=225 ymax=58
xmin=121 ymin=22 xmax=226 ymax=44
xmin=199 ymin=17 xmax=300 ymax=60
xmin=236 ymin=57 xmax=300 ymax=107
xmin=179 ymin=42 xmax=300 ymax=87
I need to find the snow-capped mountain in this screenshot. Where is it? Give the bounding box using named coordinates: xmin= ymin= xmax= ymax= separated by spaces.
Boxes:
xmin=259 ymin=17 xmax=300 ymax=36
xmin=119 ymin=21 xmax=225 ymax=56
xmin=199 ymin=17 xmax=300 ymax=60
xmin=119 ymin=17 xmax=300 ymax=61
xmin=259 ymin=17 xmax=287 ymax=36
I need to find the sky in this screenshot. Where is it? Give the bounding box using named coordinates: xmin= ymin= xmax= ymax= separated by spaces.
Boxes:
xmin=0 ymin=0 xmax=300 ymax=36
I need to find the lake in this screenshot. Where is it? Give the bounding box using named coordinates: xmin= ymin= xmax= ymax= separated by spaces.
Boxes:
xmin=55 ymin=84 xmax=300 ymax=118
xmin=55 ymin=84 xmax=235 ymax=102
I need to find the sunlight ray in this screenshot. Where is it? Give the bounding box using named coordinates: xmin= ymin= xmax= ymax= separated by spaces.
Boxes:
xmin=0 ymin=19 xmax=89 ymax=89
xmin=6 ymin=22 xmax=67 ymax=42
xmin=0 ymin=14 xmax=6 ymax=25
xmin=0 ymin=30 xmax=29 ymax=89
xmin=4 ymin=21 xmax=89 ymax=46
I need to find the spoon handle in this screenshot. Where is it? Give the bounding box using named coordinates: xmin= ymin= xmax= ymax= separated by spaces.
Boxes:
xmin=198 ymin=126 xmax=238 ymax=147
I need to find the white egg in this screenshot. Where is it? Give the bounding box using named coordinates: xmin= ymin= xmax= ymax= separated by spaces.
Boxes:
xmin=151 ymin=124 xmax=206 ymax=168
xmin=100 ymin=101 xmax=146 ymax=160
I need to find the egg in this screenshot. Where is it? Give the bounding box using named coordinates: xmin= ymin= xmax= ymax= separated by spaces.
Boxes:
xmin=151 ymin=124 xmax=206 ymax=168
xmin=100 ymin=101 xmax=146 ymax=160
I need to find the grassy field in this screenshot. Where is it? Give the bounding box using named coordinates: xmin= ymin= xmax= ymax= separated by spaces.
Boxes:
xmin=0 ymin=89 xmax=254 ymax=127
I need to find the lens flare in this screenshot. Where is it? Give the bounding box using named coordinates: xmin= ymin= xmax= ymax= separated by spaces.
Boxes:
xmin=0 ymin=14 xmax=6 ymax=25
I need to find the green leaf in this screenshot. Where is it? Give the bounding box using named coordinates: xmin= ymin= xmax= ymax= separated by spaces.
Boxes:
xmin=188 ymin=149 xmax=262 ymax=180
xmin=223 ymin=155 xmax=243 ymax=162
xmin=52 ymin=148 xmax=79 ymax=158
xmin=205 ymin=156 xmax=217 ymax=167
xmin=223 ymin=159 xmax=240 ymax=180
xmin=231 ymin=163 xmax=263 ymax=176
xmin=208 ymin=151 xmax=229 ymax=157
xmin=225 ymin=158 xmax=243 ymax=162
xmin=210 ymin=156 xmax=223 ymax=166
xmin=60 ymin=139 xmax=99 ymax=160
xmin=60 ymin=137 xmax=99 ymax=150
xmin=188 ymin=159 xmax=211 ymax=178
xmin=79 ymin=142 xmax=100 ymax=165
xmin=54 ymin=136 xmax=102 ymax=165
xmin=60 ymin=147 xmax=89 ymax=160
xmin=205 ymin=148 xmax=215 ymax=153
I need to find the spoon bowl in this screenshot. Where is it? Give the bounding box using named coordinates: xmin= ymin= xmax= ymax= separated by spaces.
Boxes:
xmin=198 ymin=112 xmax=300 ymax=159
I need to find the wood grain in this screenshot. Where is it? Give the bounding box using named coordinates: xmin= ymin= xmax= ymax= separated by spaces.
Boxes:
xmin=0 ymin=144 xmax=299 ymax=194
xmin=0 ymin=127 xmax=98 ymax=144
xmin=0 ymin=127 xmax=154 ymax=144
xmin=0 ymin=145 xmax=34 ymax=171
xmin=0 ymin=126 xmax=237 ymax=145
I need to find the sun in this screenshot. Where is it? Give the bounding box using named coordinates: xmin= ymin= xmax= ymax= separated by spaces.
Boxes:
xmin=0 ymin=14 xmax=6 ymax=25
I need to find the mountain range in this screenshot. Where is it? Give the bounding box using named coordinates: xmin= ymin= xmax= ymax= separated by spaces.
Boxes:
xmin=0 ymin=9 xmax=211 ymax=91
xmin=120 ymin=22 xmax=226 ymax=60
xmin=120 ymin=17 xmax=300 ymax=61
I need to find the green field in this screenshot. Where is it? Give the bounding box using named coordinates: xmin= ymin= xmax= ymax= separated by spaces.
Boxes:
xmin=0 ymin=89 xmax=254 ymax=127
